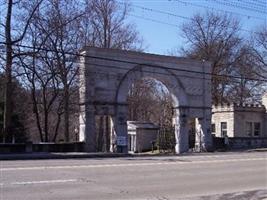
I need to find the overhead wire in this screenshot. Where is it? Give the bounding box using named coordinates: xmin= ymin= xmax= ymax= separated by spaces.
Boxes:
xmin=0 ymin=1 xmax=265 ymax=83
xmin=213 ymin=0 xmax=266 ymax=12
xmin=18 ymin=53 xmax=262 ymax=85
xmin=127 ymin=2 xmax=191 ymax=21
xmin=117 ymin=1 xmax=264 ymax=35
xmin=0 ymin=42 xmax=266 ymax=84
xmin=174 ymin=0 xmax=265 ymax=21
xmin=212 ymin=0 xmax=267 ymax=14
xmin=236 ymin=0 xmax=266 ymax=8
xmin=1 ymin=1 xmax=264 ymax=46
xmin=128 ymin=14 xmax=180 ymax=28
xmin=75 ymin=59 xmax=265 ymax=85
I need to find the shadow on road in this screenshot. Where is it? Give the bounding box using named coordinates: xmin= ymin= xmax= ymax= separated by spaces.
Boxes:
xmin=182 ymin=190 xmax=267 ymax=200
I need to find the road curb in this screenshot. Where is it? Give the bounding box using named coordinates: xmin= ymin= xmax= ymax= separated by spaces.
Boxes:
xmin=0 ymin=153 xmax=133 ymax=161
xmin=247 ymin=148 xmax=267 ymax=152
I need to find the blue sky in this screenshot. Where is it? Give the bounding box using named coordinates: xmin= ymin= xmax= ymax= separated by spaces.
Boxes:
xmin=125 ymin=0 xmax=267 ymax=55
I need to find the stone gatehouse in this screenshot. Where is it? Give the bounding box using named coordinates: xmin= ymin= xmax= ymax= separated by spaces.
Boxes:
xmin=212 ymin=103 xmax=267 ymax=138
xmin=212 ymin=93 xmax=267 ymax=139
xmin=79 ymin=47 xmax=213 ymax=153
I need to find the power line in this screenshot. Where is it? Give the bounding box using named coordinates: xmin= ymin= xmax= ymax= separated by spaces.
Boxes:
xmin=171 ymin=0 xmax=266 ymax=14
xmin=1 ymin=1 xmax=263 ymax=49
xmin=1 ymin=42 xmax=267 ymax=83
xmin=212 ymin=0 xmax=267 ymax=14
xmin=228 ymin=0 xmax=267 ymax=9
xmin=127 ymin=2 xmax=191 ymax=21
xmin=236 ymin=0 xmax=267 ymax=8
xmin=129 ymin=14 xmax=180 ymax=28
xmin=241 ymin=0 xmax=266 ymax=4
xmin=78 ymin=59 xmax=265 ymax=85
xmin=175 ymin=0 xmax=265 ymax=21
xmin=20 ymin=52 xmax=263 ymax=85
xmin=213 ymin=0 xmax=267 ymax=13
xmin=29 ymin=51 xmax=267 ymax=86
xmin=124 ymin=1 xmax=263 ymax=35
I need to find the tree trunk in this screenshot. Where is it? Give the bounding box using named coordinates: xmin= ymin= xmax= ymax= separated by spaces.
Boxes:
xmin=42 ymin=88 xmax=49 ymax=142
xmin=53 ymin=112 xmax=62 ymax=142
xmin=63 ymin=86 xmax=70 ymax=142
xmin=3 ymin=0 xmax=13 ymax=143
xmin=31 ymin=88 xmax=44 ymax=142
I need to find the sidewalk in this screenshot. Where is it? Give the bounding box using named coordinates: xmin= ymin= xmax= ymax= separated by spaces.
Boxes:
xmin=0 ymin=148 xmax=266 ymax=161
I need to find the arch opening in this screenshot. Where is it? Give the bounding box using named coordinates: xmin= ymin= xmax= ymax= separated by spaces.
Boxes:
xmin=112 ymin=65 xmax=195 ymax=154
xmin=115 ymin=65 xmax=186 ymax=108
xmin=126 ymin=77 xmax=176 ymax=153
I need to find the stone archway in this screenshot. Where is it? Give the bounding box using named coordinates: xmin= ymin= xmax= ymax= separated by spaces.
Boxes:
xmin=79 ymin=47 xmax=213 ymax=153
xmin=114 ymin=64 xmax=189 ymax=153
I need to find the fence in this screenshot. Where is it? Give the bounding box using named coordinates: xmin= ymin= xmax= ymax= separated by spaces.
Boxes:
xmin=157 ymin=126 xmax=176 ymax=153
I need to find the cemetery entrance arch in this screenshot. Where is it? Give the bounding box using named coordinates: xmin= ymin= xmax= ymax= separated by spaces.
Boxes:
xmin=79 ymin=47 xmax=213 ymax=153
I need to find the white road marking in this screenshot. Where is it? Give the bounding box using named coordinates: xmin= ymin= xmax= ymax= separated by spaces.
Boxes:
xmin=11 ymin=179 xmax=77 ymax=185
xmin=0 ymin=179 xmax=77 ymax=186
xmin=0 ymin=157 xmax=266 ymax=171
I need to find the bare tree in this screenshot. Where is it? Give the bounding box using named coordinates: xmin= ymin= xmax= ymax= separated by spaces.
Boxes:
xmin=253 ymin=27 xmax=267 ymax=77
xmin=36 ymin=0 xmax=83 ymax=142
xmin=228 ymin=45 xmax=265 ymax=103
xmin=18 ymin=0 xmax=83 ymax=142
xmin=1 ymin=0 xmax=43 ymax=142
xmin=1 ymin=0 xmax=144 ymax=144
xmin=20 ymin=52 xmax=63 ymax=142
xmin=82 ymin=0 xmax=144 ymax=50
xmin=181 ymin=12 xmax=243 ymax=103
xmin=25 ymin=0 xmax=143 ymax=143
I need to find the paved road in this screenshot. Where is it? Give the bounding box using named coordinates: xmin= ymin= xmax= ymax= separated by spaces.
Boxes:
xmin=0 ymin=152 xmax=267 ymax=200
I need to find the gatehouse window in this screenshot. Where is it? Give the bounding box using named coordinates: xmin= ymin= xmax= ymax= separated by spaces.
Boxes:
xmin=246 ymin=122 xmax=253 ymax=136
xmin=254 ymin=122 xmax=261 ymax=136
xmin=221 ymin=122 xmax=227 ymax=137
xmin=246 ymin=122 xmax=261 ymax=137
xmin=211 ymin=123 xmax=216 ymax=133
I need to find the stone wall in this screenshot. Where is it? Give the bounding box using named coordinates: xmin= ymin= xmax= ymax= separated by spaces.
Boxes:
xmin=228 ymin=137 xmax=267 ymax=149
xmin=213 ymin=137 xmax=267 ymax=150
xmin=0 ymin=142 xmax=85 ymax=153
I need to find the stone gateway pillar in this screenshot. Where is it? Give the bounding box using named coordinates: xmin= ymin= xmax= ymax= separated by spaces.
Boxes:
xmin=80 ymin=105 xmax=97 ymax=152
xmin=195 ymin=109 xmax=213 ymax=152
xmin=113 ymin=105 xmax=128 ymax=153
xmin=173 ymin=107 xmax=189 ymax=154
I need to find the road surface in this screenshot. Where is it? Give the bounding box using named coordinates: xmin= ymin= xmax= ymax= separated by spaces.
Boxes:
xmin=0 ymin=152 xmax=267 ymax=200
